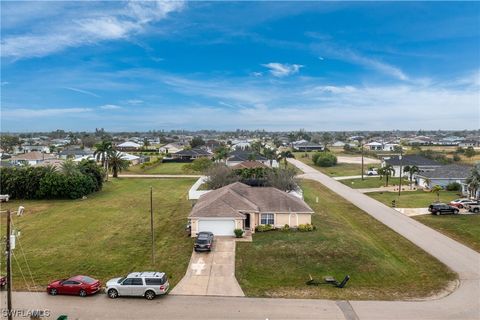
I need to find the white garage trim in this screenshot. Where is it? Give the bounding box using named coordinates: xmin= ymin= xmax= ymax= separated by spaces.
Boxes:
xmin=198 ymin=219 xmax=236 ymax=236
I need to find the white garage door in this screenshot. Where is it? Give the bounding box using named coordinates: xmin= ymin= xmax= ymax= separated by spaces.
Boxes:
xmin=198 ymin=219 xmax=235 ymax=236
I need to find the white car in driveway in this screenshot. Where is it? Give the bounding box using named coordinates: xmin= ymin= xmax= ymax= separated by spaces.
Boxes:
xmin=106 ymin=272 xmax=169 ymax=300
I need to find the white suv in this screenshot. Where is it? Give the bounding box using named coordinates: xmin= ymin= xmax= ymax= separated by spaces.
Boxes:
xmin=106 ymin=272 xmax=169 ymax=300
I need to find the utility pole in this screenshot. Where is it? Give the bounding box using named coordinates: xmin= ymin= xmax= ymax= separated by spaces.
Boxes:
xmin=398 ymin=150 xmax=403 ymax=197
xmin=150 ymin=187 xmax=155 ymax=265
xmin=361 ymin=141 xmax=365 ymax=180
xmin=6 ymin=209 xmax=13 ymax=320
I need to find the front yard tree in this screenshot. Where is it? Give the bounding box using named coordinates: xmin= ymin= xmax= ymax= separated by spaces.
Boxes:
xmin=214 ymin=146 xmax=229 ymax=162
xmin=466 ymin=164 xmax=480 ymax=199
xmin=94 ymin=140 xmax=113 ymax=169
xmin=265 ymin=167 xmax=298 ymax=192
xmin=320 ymin=132 xmax=333 ymax=151
xmin=378 ymin=164 xmax=395 ymax=187
xmin=403 ymin=165 xmax=419 ymax=189
xmin=205 ymin=164 xmax=239 ymax=189
xmin=0 ymin=135 xmax=21 ymax=154
xmin=465 ymin=146 xmax=476 ymax=158
xmin=431 ymin=185 xmax=443 ymax=202
xmin=108 ymin=152 xmax=129 ymax=178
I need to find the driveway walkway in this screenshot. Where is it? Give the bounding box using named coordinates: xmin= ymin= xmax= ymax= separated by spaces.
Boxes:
xmin=171 ymin=238 xmax=244 ymax=297
xmin=289 ymin=158 xmax=480 ymax=320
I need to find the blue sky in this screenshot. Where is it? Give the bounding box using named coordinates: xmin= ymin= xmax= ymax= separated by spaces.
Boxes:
xmin=1 ymin=1 xmax=479 ymax=132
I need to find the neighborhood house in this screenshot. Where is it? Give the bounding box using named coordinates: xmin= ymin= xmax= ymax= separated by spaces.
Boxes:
xmin=415 ymin=164 xmax=474 ymax=196
xmin=188 ymin=182 xmax=314 ymax=237
xmin=382 ymin=155 xmax=442 ymax=177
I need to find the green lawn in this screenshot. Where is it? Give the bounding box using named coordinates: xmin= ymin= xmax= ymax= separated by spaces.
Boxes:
xmin=414 ymin=215 xmax=480 ymax=252
xmin=294 ymin=154 xmax=363 ymax=177
xmin=236 ymin=179 xmax=456 ymax=300
xmin=340 ymin=177 xmax=409 ymax=189
xmin=125 ymin=162 xmax=196 ymax=175
xmin=367 ymin=190 xmax=462 ymax=208
xmin=0 ymin=178 xmax=195 ymax=291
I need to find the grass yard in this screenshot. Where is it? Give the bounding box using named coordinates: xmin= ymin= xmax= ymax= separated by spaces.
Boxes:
xmin=235 ymin=179 xmax=456 ymax=300
xmin=125 ymin=162 xmax=195 ymax=175
xmin=367 ymin=190 xmax=461 ymax=208
xmin=294 ymin=154 xmax=363 ymax=177
xmin=340 ymin=177 xmax=409 ymax=189
xmin=0 ymin=178 xmax=196 ymax=291
xmin=414 ymin=215 xmax=480 ymax=252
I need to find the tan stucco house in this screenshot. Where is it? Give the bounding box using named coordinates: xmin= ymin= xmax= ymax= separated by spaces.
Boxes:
xmin=189 ymin=182 xmax=314 ymax=237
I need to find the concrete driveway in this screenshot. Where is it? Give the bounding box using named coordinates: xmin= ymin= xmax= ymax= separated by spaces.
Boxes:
xmin=171 ymin=237 xmax=245 ymax=297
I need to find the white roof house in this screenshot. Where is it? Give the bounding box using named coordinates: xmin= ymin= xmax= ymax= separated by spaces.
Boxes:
xmin=117 ymin=141 xmax=142 ymax=149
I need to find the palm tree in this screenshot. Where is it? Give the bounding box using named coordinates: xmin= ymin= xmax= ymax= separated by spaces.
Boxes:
xmin=94 ymin=140 xmax=114 ymax=181
xmin=277 ymin=151 xmax=293 ymax=168
xmin=143 ymin=137 xmax=150 ymax=150
xmin=431 ymin=185 xmax=443 ymax=202
xmin=404 ymin=165 xmax=419 ymax=189
xmin=60 ymin=159 xmax=79 ymax=176
xmin=378 ymin=164 xmax=395 ymax=187
xmin=466 ymin=164 xmax=480 ymax=199
xmin=263 ymin=147 xmax=277 ymax=167
xmin=108 ymin=152 xmax=129 ymax=178
xmin=214 ymin=146 xmax=229 ymax=162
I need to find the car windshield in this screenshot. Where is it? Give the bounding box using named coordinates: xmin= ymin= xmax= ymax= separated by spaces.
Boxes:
xmin=81 ymin=276 xmax=96 ymax=284
xmin=196 ymin=239 xmax=209 ymax=244
xmin=117 ymin=277 xmax=126 ymax=284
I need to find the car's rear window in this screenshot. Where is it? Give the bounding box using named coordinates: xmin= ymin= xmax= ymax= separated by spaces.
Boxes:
xmin=81 ymin=276 xmax=96 ymax=284
xmin=145 ymin=276 xmax=167 ymax=285
xmin=196 ymin=239 xmax=209 ymax=244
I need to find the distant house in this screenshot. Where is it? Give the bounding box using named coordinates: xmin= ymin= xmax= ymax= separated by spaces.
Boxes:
xmin=159 ymin=143 xmax=184 ymax=154
xmin=117 ymin=141 xmax=142 ymax=151
xmin=226 ymin=151 xmax=274 ymax=167
xmin=365 ymin=142 xmax=383 ymax=151
xmin=118 ymin=152 xmax=143 ymax=165
xmin=205 ymin=140 xmax=223 ymax=153
xmin=9 ymin=151 xmax=55 ymax=166
xmin=231 ymin=140 xmax=251 ymax=150
xmin=415 ymin=164 xmax=473 ymax=196
xmin=292 ymin=141 xmax=324 ymax=152
xmin=188 ymin=182 xmax=314 ymax=237
xmin=170 ymin=148 xmax=212 ymax=162
xmin=231 ymin=160 xmax=269 ymax=170
xmin=58 ymin=148 xmax=93 ymax=160
xmin=382 ymin=155 xmax=442 ymax=177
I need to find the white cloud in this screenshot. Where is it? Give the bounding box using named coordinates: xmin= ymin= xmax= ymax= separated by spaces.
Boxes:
xmin=1 ymin=1 xmax=185 ymax=59
xmin=261 ymin=62 xmax=303 ymax=77
xmin=2 ymin=108 xmax=92 ymax=118
xmin=126 ymin=99 xmax=144 ymax=105
xmin=1 ymin=81 xmax=9 ymax=86
xmin=99 ymin=104 xmax=123 ymax=110
xmin=63 ymin=87 xmax=100 ymax=98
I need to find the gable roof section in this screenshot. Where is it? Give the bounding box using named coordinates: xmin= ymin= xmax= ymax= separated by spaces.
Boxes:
xmin=232 ymin=160 xmax=269 ymax=169
xmin=174 ymin=148 xmax=211 ymax=156
xmin=417 ymin=164 xmax=473 ymax=179
xmin=190 ymin=182 xmax=314 ymax=218
xmin=384 ymin=155 xmax=441 ymax=166
xmin=227 ymin=151 xmax=267 ymax=162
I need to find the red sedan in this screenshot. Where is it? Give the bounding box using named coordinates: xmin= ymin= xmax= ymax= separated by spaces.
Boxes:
xmin=47 ymin=275 xmax=101 ymax=297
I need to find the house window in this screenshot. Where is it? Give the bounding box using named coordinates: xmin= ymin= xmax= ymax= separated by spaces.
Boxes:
xmin=260 ymin=213 xmax=274 ymax=225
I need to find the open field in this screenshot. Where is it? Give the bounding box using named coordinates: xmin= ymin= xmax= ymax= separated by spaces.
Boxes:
xmin=235 ymin=179 xmax=456 ymax=300
xmin=0 ymin=178 xmax=196 ymax=291
xmin=294 ymin=154 xmax=364 ymax=177
xmin=414 ymin=214 xmax=480 ymax=252
xmin=125 ymin=162 xmax=193 ymax=175
xmin=340 ymin=177 xmax=409 ymax=189
xmin=367 ymin=190 xmax=461 ymax=208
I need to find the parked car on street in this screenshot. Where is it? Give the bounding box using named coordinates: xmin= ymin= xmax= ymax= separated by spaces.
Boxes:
xmin=449 ymin=198 xmax=478 ymax=209
xmin=0 ymin=194 xmax=9 ymax=202
xmin=47 ymin=275 xmax=101 ymax=297
xmin=366 ymin=169 xmax=378 ymax=176
xmin=194 ymin=231 xmax=214 ymax=252
xmin=466 ymin=203 xmax=480 ymax=213
xmin=106 ymin=272 xmax=169 ymax=300
xmin=428 ymin=203 xmax=460 ymax=215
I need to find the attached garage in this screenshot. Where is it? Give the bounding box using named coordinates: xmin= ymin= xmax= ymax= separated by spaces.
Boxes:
xmin=198 ymin=219 xmax=235 ymax=236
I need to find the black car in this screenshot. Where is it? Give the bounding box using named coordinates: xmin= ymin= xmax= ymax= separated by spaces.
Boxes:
xmin=194 ymin=232 xmax=214 ymax=252
xmin=428 ymin=203 xmax=460 ymax=215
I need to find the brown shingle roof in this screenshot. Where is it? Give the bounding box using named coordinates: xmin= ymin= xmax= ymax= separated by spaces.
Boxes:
xmin=232 ymin=160 xmax=269 ymax=170
xmin=189 ymin=182 xmax=314 ymax=218
xmin=10 ymin=151 xmax=46 ymax=161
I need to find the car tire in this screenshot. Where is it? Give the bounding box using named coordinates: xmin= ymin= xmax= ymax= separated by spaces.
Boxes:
xmin=145 ymin=290 xmax=156 ymax=300
xmin=454 ymin=210 xmax=459 ymax=214
xmin=435 ymin=211 xmax=440 ymax=216
xmin=49 ymin=288 xmax=57 ymax=296
xmin=474 ymin=208 xmax=479 ymax=213
xmin=79 ymin=289 xmax=87 ymax=297
xmin=107 ymin=289 xmax=118 ymax=299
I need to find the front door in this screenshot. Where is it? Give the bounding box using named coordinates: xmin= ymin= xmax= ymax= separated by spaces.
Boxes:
xmin=245 ymin=214 xmax=250 ymax=229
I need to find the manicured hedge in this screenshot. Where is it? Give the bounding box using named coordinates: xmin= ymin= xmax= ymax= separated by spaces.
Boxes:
xmin=0 ymin=160 xmax=104 ymax=200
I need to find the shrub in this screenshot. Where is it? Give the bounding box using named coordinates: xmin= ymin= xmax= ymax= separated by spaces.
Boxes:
xmin=255 ymin=224 xmax=275 ymax=232
xmin=313 ymin=152 xmax=337 ymax=167
xmin=297 ymin=223 xmax=316 ymax=232
xmin=234 ymin=228 xmax=244 ymax=238
xmin=446 ymin=182 xmax=461 ymax=192
xmin=281 ymin=224 xmax=290 ymax=232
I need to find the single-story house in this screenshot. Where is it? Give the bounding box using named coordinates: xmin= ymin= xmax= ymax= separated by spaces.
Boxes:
xmin=365 ymin=142 xmax=383 ymax=151
xmin=58 ymin=148 xmax=93 ymax=160
xmin=459 ymin=140 xmax=479 ymax=148
xmin=189 ymin=182 xmax=314 ymax=236
xmin=415 ymin=164 xmax=473 ymax=196
xmin=231 ymin=160 xmax=269 ymax=170
xmin=159 ymin=143 xmax=184 ymax=154
xmin=9 ymin=151 xmax=55 ymax=166
xmin=292 ymin=141 xmax=324 ymax=152
xmin=117 ymin=141 xmax=142 ymax=151
xmin=171 ymin=148 xmax=212 ymax=161
xmin=226 ymin=151 xmax=274 ymax=167
xmin=382 ymin=155 xmax=442 ymax=177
